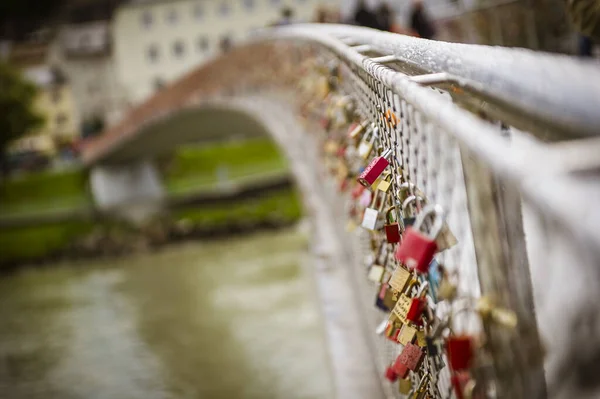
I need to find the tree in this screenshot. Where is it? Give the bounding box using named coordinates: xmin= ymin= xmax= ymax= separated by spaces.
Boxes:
xmin=0 ymin=62 xmax=45 ymax=163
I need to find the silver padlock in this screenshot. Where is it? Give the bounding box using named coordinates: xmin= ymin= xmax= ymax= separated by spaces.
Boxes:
xmin=361 ymin=189 xmax=387 ymax=230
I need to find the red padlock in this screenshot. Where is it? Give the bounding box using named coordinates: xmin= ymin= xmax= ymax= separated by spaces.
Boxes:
xmin=395 ymin=204 xmax=445 ymax=274
xmin=385 ymin=365 xmax=399 ymax=382
xmin=392 ymin=359 xmax=409 ymax=379
xmin=384 ymin=206 xmax=401 ymax=244
xmin=392 ymin=342 xmax=424 ymax=378
xmin=446 ymin=335 xmax=474 ymax=371
xmin=451 ymin=371 xmax=472 ymax=399
xmin=357 ymin=149 xmax=392 ymax=187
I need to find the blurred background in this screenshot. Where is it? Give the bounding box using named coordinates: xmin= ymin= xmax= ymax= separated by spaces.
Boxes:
xmin=0 ymin=0 xmax=595 ymax=398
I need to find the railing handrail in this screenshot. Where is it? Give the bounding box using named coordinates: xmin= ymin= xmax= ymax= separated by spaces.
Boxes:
xmin=261 ymin=24 xmax=600 ymax=140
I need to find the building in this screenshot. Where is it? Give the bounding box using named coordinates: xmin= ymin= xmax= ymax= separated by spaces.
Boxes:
xmin=113 ymin=0 xmax=330 ymax=104
xmin=7 ymin=42 xmax=80 ymax=156
xmin=49 ymin=21 xmax=129 ymax=128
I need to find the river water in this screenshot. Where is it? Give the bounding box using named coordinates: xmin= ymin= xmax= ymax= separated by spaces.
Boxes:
xmin=0 ymin=228 xmax=334 ymax=399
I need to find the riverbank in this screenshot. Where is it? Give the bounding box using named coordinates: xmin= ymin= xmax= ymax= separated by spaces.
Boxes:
xmin=0 ymin=138 xmax=302 ymax=268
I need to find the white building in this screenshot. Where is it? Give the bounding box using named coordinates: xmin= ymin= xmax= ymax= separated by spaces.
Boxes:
xmin=49 ymin=21 xmax=129 ymax=128
xmin=113 ymin=0 xmax=329 ymax=104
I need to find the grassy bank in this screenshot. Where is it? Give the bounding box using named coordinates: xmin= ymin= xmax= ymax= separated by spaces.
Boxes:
xmin=0 ymin=138 xmax=301 ymax=265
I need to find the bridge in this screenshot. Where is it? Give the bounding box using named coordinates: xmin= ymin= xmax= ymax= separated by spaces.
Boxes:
xmin=82 ymin=25 xmax=600 ymax=399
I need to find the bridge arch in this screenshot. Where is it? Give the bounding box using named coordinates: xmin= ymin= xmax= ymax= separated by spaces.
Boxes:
xmin=83 ymin=25 xmax=600 ymax=399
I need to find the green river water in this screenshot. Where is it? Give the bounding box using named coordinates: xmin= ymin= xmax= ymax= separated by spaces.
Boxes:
xmin=0 ymin=228 xmax=334 ymax=399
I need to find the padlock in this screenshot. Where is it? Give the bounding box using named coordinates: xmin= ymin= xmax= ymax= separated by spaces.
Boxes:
xmin=357 ymin=125 xmax=378 ymax=160
xmin=436 ymin=222 xmax=458 ymax=251
xmin=446 ymin=309 xmax=476 ymax=371
xmin=401 ymin=195 xmax=425 ymax=228
xmin=392 ymin=293 xmax=412 ymax=324
xmin=398 ymin=377 xmax=412 ymax=394
xmin=392 ymin=342 xmax=424 ymax=375
xmin=385 ymin=320 xmax=402 ymax=342
xmin=361 ymin=190 xmax=387 ymax=231
xmin=357 ymin=148 xmax=392 ymax=187
xmin=376 ymin=172 xmax=392 ymax=192
xmin=367 ymin=264 xmax=386 ymax=283
xmin=323 ymin=139 xmax=338 ymax=155
xmin=388 ymin=266 xmax=412 ymax=293
xmin=395 ymin=204 xmax=445 ymax=274
xmin=376 ymin=283 xmax=397 ymax=312
xmin=451 ymin=371 xmax=473 ymax=399
xmin=347 ymin=120 xmax=369 ymax=142
xmin=406 ymin=281 xmax=429 ymax=324
xmin=384 ymin=205 xmax=401 ymax=244
xmin=415 ymin=330 xmax=427 ymax=347
xmin=385 ymin=365 xmax=399 ymax=382
xmin=398 ymin=324 xmax=417 ymax=345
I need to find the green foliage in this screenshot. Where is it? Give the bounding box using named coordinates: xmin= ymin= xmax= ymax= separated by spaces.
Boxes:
xmin=0 ymin=221 xmax=94 ymax=264
xmin=0 ymin=168 xmax=90 ymax=216
xmin=165 ymin=138 xmax=288 ymax=194
xmin=0 ymin=62 xmax=45 ymax=159
xmin=175 ymin=188 xmax=303 ymax=227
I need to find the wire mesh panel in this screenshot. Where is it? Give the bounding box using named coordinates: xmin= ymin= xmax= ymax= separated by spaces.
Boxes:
xmin=85 ymin=25 xmax=600 ymax=399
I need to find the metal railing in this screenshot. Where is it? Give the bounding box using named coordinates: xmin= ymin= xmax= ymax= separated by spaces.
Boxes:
xmin=84 ymin=24 xmax=600 ymax=399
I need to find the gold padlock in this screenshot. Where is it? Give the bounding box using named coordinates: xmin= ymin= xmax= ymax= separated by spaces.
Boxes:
xmin=436 ymin=223 xmax=458 ymax=251
xmin=376 ymin=172 xmax=393 ymax=193
xmin=415 ymin=330 xmax=427 ymax=347
xmin=398 ymin=324 xmax=417 ymax=345
xmin=392 ymin=293 xmax=412 ymax=324
xmin=389 ymin=266 xmax=411 ymax=293
xmin=399 ymin=377 xmax=412 ymax=394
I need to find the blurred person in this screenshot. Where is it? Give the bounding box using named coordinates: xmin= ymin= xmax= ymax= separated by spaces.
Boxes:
xmin=315 ymin=6 xmax=328 ymax=23
xmin=276 ymin=7 xmax=295 ymax=26
xmin=353 ymin=0 xmax=381 ymax=29
xmin=410 ymin=0 xmax=436 ymax=39
xmin=376 ymin=3 xmax=393 ymax=32
xmin=565 ymin=0 xmax=600 ymax=56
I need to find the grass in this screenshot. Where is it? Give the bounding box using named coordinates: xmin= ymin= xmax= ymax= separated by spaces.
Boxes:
xmin=0 ymin=168 xmax=91 ymax=216
xmin=0 ymin=137 xmax=299 ymax=265
xmin=164 ymin=138 xmax=288 ymax=194
xmin=174 ymin=188 xmax=303 ymax=228
xmin=0 ymin=221 xmax=95 ymax=264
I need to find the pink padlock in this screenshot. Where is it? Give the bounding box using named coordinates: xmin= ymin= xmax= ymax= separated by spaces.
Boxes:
xmin=395 ymin=204 xmax=445 ymax=274
xmin=357 ymin=149 xmax=392 ymax=187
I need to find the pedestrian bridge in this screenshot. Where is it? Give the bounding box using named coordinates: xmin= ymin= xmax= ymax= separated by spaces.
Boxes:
xmin=82 ymin=25 xmax=600 ymax=399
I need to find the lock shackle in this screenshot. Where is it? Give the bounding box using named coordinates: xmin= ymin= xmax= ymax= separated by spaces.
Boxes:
xmin=401 ymin=195 xmax=426 ymax=217
xmin=415 ymin=280 xmax=429 ymax=298
xmin=385 ymin=205 xmax=398 ymax=224
xmin=408 ymin=373 xmax=429 ymax=397
xmin=448 ymin=302 xmax=480 ymax=336
xmin=412 ymin=204 xmax=446 ymax=239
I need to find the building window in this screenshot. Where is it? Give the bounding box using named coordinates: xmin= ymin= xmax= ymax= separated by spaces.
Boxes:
xmin=56 ymin=113 xmax=67 ymax=126
xmin=219 ymin=1 xmax=231 ymax=16
xmin=154 ymin=77 xmax=165 ymax=91
xmin=194 ymin=3 xmax=204 ymax=19
xmin=243 ymin=0 xmax=254 ymax=10
xmin=197 ymin=37 xmax=209 ymax=52
xmin=173 ymin=40 xmax=185 ymax=58
xmin=220 ymin=36 xmax=232 ymax=52
xmin=51 ymin=89 xmax=61 ymax=103
xmin=79 ymin=33 xmax=91 ymax=48
xmin=141 ymin=11 xmax=153 ymax=28
xmin=147 ymin=44 xmax=160 ymax=63
xmin=166 ymin=9 xmax=178 ymax=24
